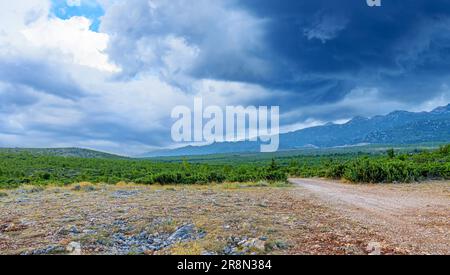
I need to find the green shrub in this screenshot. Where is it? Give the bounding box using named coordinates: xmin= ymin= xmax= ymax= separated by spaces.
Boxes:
xmin=439 ymin=144 xmax=450 ymax=155
xmin=264 ymin=170 xmax=287 ymax=182
xmin=325 ymin=163 xmax=346 ymax=179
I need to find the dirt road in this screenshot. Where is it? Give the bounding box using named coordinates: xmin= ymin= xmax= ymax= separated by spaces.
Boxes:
xmin=290 ymin=178 xmax=450 ymax=254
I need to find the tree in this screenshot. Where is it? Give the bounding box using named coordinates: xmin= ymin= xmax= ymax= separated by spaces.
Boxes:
xmin=387 ymin=148 xmax=395 ymax=159
xmin=269 ymin=158 xmax=278 ymax=171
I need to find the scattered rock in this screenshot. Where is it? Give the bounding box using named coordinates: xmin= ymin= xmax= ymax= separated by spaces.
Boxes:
xmin=223 ymin=236 xmax=269 ymax=254
xmin=82 ymin=229 xmax=97 ymax=235
xmin=14 ymin=198 xmax=30 ymax=203
xmin=223 ymin=244 xmax=238 ymax=255
xmin=223 ymin=236 xmax=246 ymax=255
xmin=201 ymin=251 xmax=217 ymax=255
xmin=274 ymin=240 xmax=289 ymax=250
xmin=23 ymin=245 xmax=66 ymax=255
xmin=111 ymin=190 xmax=140 ymax=198
xmin=72 ymin=185 xmax=96 ymax=192
xmin=112 ymin=219 xmax=133 ymax=232
xmin=66 ymin=242 xmax=82 ymax=255
xmin=69 ymin=226 xmax=81 ymax=234
xmin=20 ymin=219 xmax=36 ymax=227
xmin=15 ymin=187 xmax=44 ymax=194
xmin=99 ymin=223 xmax=206 ymax=255
xmin=366 ymin=241 xmax=382 ymax=255
xmin=109 ymin=232 xmax=167 ymax=254
xmin=241 ymin=238 xmax=266 ymax=251
xmin=57 ymin=225 xmax=81 ymax=235
xmin=27 ymin=187 xmax=44 ymax=193
xmin=72 ymin=185 xmax=82 ymax=191
xmin=260 ymin=239 xmax=289 ymax=252
xmin=167 ymin=224 xmax=204 ymax=242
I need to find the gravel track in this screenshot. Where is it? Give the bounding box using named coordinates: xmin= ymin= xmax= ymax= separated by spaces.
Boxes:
xmin=290 ymin=178 xmax=450 ymax=254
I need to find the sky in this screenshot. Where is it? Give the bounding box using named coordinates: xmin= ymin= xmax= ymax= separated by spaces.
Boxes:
xmin=0 ymin=0 xmax=449 ymax=155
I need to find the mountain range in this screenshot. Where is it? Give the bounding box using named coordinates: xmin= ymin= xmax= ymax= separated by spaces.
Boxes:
xmin=141 ymin=104 xmax=450 ymax=157
xmin=0 ymin=148 xmax=126 ymax=159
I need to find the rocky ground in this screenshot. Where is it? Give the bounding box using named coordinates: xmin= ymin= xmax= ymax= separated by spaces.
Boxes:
xmin=0 ymin=181 xmax=448 ymax=255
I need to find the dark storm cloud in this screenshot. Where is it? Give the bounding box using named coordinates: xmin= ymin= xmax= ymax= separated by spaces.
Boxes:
xmin=238 ymin=0 xmax=450 ymax=78
xmin=229 ymin=0 xmax=450 ymax=119
xmin=100 ymin=0 xmax=272 ymax=85
xmin=0 ymin=57 xmax=85 ymax=100
xmin=101 ymin=0 xmax=450 ymax=116
xmin=0 ymin=83 xmax=39 ymax=112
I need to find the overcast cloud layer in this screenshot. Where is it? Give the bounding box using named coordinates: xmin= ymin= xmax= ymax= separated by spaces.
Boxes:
xmin=0 ymin=0 xmax=449 ymax=155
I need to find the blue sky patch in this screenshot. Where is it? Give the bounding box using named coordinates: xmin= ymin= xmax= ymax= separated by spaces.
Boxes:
xmin=51 ymin=0 xmax=104 ymax=31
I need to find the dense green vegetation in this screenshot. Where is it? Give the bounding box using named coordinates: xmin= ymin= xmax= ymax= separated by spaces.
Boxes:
xmin=0 ymin=152 xmax=287 ymax=188
xmin=148 ymin=142 xmax=446 ymax=163
xmin=0 ymin=145 xmax=448 ymax=188
xmin=285 ymin=145 xmax=450 ymax=183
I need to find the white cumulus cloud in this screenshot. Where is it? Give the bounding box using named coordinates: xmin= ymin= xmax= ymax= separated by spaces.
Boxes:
xmin=22 ymin=16 xmax=120 ymax=72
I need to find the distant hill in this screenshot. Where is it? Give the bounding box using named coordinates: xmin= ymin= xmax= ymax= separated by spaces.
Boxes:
xmin=142 ymin=104 xmax=450 ymax=157
xmin=0 ymin=148 xmax=126 ymax=159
